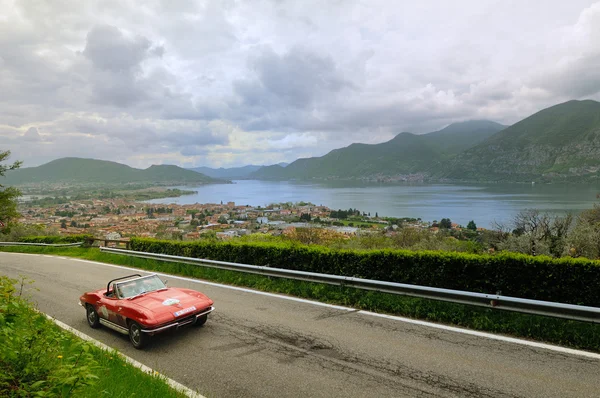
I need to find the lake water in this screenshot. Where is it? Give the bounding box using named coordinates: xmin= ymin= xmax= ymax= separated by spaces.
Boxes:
xmin=146 ymin=180 xmax=600 ymax=228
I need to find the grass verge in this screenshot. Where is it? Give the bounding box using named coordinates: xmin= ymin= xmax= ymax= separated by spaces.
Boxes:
xmin=0 ymin=274 xmax=189 ymax=397
xmin=1 ymin=245 xmax=599 ymax=353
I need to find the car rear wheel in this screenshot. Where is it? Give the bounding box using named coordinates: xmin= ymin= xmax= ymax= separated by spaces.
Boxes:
xmin=128 ymin=321 xmax=149 ymax=349
xmin=86 ymin=305 xmax=100 ymax=329
xmin=194 ymin=314 xmax=208 ymax=327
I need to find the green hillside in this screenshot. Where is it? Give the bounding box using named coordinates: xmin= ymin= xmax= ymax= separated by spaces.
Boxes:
xmin=251 ymin=164 xmax=288 ymax=179
xmin=440 ymin=100 xmax=600 ymax=182
xmin=188 ymin=165 xmax=262 ymax=179
xmin=422 ymin=120 xmax=507 ymax=156
xmin=4 ymin=158 xmax=218 ymax=186
xmin=252 ymin=120 xmax=505 ymax=180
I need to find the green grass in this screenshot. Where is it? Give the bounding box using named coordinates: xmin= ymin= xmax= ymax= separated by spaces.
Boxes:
xmin=80 ymin=351 xmax=186 ymax=398
xmin=0 ymin=274 xmax=187 ymax=397
xmin=2 ymin=246 xmax=599 ymax=353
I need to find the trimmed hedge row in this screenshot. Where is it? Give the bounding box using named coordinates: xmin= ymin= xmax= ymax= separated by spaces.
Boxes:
xmin=19 ymin=234 xmax=94 ymax=244
xmin=130 ymin=237 xmax=600 ymax=307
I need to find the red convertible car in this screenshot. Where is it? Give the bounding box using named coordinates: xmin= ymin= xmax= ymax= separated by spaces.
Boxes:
xmin=79 ymin=274 xmax=214 ymax=348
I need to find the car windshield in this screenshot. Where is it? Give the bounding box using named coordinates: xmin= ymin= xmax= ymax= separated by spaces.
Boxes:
xmin=114 ymin=275 xmax=166 ymax=299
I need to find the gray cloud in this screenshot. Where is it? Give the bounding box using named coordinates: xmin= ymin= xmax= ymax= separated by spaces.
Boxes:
xmin=2 ymin=0 xmax=600 ymax=168
xmin=22 ymin=127 xmax=41 ymax=142
xmin=230 ymin=47 xmax=355 ymax=131
xmin=238 ymin=47 xmax=353 ymax=108
xmin=83 ymin=25 xmax=154 ymax=72
xmin=534 ymin=53 xmax=600 ymax=98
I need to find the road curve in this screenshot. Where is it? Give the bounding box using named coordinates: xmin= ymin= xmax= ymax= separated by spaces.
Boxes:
xmin=1 ymin=252 xmax=598 ymax=398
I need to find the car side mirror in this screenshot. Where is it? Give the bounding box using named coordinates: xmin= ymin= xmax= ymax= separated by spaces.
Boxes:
xmin=163 ymin=279 xmax=168 ymax=286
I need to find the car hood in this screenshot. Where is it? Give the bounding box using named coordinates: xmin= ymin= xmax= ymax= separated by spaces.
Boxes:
xmin=127 ymin=288 xmax=211 ymax=315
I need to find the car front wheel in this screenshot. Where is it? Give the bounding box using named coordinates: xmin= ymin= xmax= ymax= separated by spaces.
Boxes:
xmin=195 ymin=314 xmax=208 ymax=327
xmin=86 ymin=305 xmax=100 ymax=329
xmin=128 ymin=321 xmax=149 ymax=349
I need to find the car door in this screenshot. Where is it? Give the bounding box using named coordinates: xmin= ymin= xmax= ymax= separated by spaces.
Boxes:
xmin=97 ymin=285 xmax=127 ymax=327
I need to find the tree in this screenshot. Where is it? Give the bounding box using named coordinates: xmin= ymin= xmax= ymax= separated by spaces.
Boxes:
xmin=499 ymin=209 xmax=573 ymax=257
xmin=299 ymin=213 xmax=311 ymax=222
xmin=60 ymin=220 xmax=67 ymax=229
xmin=0 ymin=150 xmax=22 ymax=226
xmin=439 ymin=218 xmax=452 ymax=229
xmin=467 ymin=220 xmax=477 ymax=230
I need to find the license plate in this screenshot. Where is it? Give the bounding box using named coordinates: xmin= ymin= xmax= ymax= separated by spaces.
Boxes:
xmin=174 ymin=306 xmax=196 ymax=317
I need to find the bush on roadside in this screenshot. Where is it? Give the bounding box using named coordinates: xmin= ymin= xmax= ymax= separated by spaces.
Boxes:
xmin=0 ymin=276 xmax=99 ymax=397
xmin=0 ymin=223 xmax=57 ymax=243
xmin=18 ymin=234 xmax=94 ymax=245
xmin=130 ymin=237 xmax=600 ymax=307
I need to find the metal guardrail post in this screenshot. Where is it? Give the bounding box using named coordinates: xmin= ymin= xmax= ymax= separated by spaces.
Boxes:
xmin=98 ymin=247 xmax=600 ymax=323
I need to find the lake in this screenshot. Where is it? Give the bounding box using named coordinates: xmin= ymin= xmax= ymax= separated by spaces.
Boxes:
xmin=145 ymin=180 xmax=600 ymax=228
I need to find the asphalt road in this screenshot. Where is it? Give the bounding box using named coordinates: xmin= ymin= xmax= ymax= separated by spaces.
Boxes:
xmin=1 ymin=252 xmax=599 ymax=398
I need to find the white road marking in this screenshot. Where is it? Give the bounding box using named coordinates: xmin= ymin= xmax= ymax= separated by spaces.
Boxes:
xmin=4 ymin=252 xmax=600 ymax=360
xmin=43 ymin=313 xmax=206 ymax=398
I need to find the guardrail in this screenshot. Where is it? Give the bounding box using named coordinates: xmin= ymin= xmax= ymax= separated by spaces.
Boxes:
xmin=0 ymin=241 xmax=85 ymax=247
xmin=99 ymin=247 xmax=600 ymax=324
xmin=91 ymin=238 xmax=131 ymax=249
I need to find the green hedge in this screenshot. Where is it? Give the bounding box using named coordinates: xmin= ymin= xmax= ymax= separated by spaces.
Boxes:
xmin=19 ymin=234 xmax=94 ymax=244
xmin=130 ymin=237 xmax=600 ymax=307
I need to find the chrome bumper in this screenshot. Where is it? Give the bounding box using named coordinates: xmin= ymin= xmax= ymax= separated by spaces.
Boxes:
xmin=141 ymin=306 xmax=215 ymax=334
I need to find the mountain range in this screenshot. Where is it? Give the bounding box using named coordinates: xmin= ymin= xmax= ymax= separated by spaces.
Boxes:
xmin=251 ymin=100 xmax=600 ymax=182
xmin=5 ymin=100 xmax=600 ymax=186
xmin=440 ymin=100 xmax=600 ymax=182
xmin=4 ymin=158 xmax=220 ymax=187
xmin=187 ymin=163 xmax=289 ymax=179
xmin=251 ymin=120 xmax=506 ymax=180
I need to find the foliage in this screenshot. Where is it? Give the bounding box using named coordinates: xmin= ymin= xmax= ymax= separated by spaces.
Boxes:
xmin=329 ymin=208 xmax=361 ymax=219
xmin=496 ymin=210 xmax=573 ymax=257
xmin=0 ymin=224 xmax=54 ymax=242
xmin=0 ymin=150 xmax=22 ymax=226
xmin=562 ymin=204 xmax=600 ymax=258
xmin=467 ymin=220 xmax=477 ymax=230
xmin=0 ymin=276 xmax=99 ymax=396
xmin=299 ymin=213 xmax=311 ymax=222
xmin=283 ymin=227 xmax=346 ymax=246
xmin=439 ymin=218 xmax=452 ymax=229
xmin=0 ymin=150 xmax=22 ymax=180
xmin=130 ymin=237 xmax=600 ymax=307
xmin=18 ymin=234 xmax=94 ymax=245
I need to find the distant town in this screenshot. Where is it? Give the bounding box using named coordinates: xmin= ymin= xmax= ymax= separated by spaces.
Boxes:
xmin=17 ymin=197 xmax=477 ymax=242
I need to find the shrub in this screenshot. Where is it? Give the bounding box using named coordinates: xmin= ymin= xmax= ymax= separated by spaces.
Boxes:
xmin=18 ymin=234 xmax=94 ymax=245
xmin=0 ymin=276 xmax=99 ymax=396
xmin=130 ymin=237 xmax=600 ymax=307
xmin=0 ymin=223 xmax=55 ymax=242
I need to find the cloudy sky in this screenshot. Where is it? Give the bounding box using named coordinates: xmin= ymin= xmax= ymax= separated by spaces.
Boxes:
xmin=2 ymin=0 xmax=600 ymax=169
